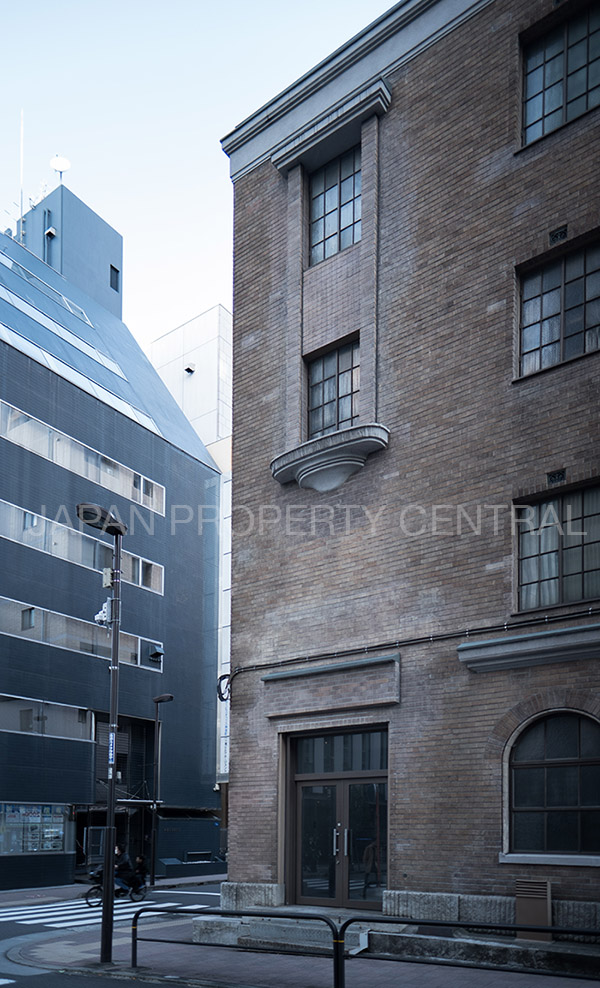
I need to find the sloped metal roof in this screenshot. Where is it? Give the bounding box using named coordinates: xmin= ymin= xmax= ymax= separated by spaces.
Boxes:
xmin=0 ymin=231 xmax=219 ymax=473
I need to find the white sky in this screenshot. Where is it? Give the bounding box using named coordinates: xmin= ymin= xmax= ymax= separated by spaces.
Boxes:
xmin=1 ymin=0 xmax=392 ymax=350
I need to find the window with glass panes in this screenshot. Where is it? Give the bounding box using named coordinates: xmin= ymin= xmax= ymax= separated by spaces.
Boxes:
xmin=309 ymin=147 xmax=361 ymax=265
xmin=511 ymin=713 xmax=600 ymax=854
xmin=517 ymin=487 xmax=600 ymax=609
xmin=519 ymin=242 xmax=600 ymax=375
xmin=523 ymin=5 xmax=600 ymax=145
xmin=307 ymin=341 xmax=359 ymax=439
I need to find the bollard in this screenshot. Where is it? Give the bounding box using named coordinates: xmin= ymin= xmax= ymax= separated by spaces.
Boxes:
xmin=333 ymin=933 xmax=345 ymax=988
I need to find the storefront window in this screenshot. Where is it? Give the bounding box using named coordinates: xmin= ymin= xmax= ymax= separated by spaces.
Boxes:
xmin=0 ymin=803 xmax=73 ymax=855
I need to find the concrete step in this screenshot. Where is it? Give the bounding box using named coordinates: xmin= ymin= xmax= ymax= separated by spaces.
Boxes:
xmin=191 ymin=915 xmax=600 ymax=978
xmin=192 ymin=914 xmax=371 ymax=951
xmin=369 ymin=929 xmax=600 ymax=980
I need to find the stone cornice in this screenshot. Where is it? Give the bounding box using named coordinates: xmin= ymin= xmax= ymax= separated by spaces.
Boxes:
xmin=271 ymin=81 xmax=392 ymax=174
xmin=458 ymin=623 xmax=600 ymax=672
xmin=222 ymin=0 xmax=495 ymax=180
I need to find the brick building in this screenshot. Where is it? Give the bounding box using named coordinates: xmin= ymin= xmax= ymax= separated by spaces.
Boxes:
xmin=220 ymin=0 xmax=600 ymax=923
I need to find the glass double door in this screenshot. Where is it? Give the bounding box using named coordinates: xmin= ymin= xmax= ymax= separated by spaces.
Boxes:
xmin=297 ymin=779 xmax=387 ymax=909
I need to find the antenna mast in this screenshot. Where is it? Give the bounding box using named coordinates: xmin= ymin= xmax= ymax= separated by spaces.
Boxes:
xmin=19 ymin=110 xmax=24 ymax=243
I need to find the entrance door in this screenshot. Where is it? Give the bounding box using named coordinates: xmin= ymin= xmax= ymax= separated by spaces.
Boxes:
xmin=297 ymin=779 xmax=387 ymax=908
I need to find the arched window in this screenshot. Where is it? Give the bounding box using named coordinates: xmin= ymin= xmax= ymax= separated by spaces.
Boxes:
xmin=511 ymin=713 xmax=600 ymax=854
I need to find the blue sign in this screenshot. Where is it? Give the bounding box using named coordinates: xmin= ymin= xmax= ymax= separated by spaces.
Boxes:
xmin=108 ymin=732 xmax=115 ymax=766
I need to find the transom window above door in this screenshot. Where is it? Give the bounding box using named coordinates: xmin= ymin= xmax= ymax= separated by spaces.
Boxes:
xmin=296 ymin=729 xmax=387 ymax=774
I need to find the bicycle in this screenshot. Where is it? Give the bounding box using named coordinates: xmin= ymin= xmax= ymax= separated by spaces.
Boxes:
xmin=85 ymin=869 xmax=147 ymax=907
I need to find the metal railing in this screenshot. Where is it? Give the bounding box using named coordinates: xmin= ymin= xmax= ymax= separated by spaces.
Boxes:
xmin=131 ymin=905 xmax=600 ymax=988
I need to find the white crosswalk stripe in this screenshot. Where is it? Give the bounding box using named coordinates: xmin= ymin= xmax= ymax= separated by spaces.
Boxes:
xmin=0 ymin=897 xmax=181 ymax=929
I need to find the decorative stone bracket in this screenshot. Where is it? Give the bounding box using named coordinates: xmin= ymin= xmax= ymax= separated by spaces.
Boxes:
xmin=270 ymin=423 xmax=390 ymax=492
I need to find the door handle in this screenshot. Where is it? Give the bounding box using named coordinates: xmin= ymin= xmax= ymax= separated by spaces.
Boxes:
xmin=332 ymin=828 xmax=339 ymax=855
xmin=343 ymin=828 xmax=350 ymax=856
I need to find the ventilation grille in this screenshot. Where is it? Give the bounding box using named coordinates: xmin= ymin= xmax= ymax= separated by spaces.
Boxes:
xmin=516 ymin=880 xmax=551 ymax=899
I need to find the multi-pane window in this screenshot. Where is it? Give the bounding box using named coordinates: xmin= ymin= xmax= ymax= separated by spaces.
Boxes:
xmin=307 ymin=341 xmax=359 ymax=439
xmin=296 ymin=730 xmax=388 ymax=774
xmin=309 ymin=147 xmax=361 ymax=265
xmin=511 ymin=713 xmax=600 ymax=854
xmin=517 ymin=486 xmax=600 ymax=609
xmin=519 ymin=242 xmax=600 ymax=375
xmin=523 ymin=5 xmax=600 ymax=145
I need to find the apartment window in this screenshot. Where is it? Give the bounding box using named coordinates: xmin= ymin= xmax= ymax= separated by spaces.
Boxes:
xmin=0 ymin=694 xmax=91 ymax=740
xmin=519 ymin=241 xmax=600 ymax=375
xmin=523 ymin=5 xmax=600 ymax=145
xmin=0 ymin=399 xmax=165 ymax=514
xmin=110 ymin=265 xmax=120 ymax=292
xmin=511 ymin=713 xmax=600 ymax=853
xmin=0 ymin=498 xmax=164 ymax=594
xmin=0 ymin=595 xmax=149 ymax=668
xmin=309 ymin=147 xmax=361 ymax=265
xmin=517 ymin=486 xmax=600 ymax=609
xmin=307 ymin=340 xmax=360 ymax=439
xmin=20 ymin=607 xmax=35 ymax=631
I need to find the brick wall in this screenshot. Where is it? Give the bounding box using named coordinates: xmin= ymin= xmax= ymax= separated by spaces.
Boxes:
xmin=227 ymin=0 xmax=600 ymax=902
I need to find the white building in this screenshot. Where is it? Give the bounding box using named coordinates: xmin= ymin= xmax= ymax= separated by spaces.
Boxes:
xmin=150 ymin=305 xmax=232 ymax=801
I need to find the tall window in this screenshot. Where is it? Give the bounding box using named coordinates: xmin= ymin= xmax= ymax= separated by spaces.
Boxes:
xmin=523 ymin=5 xmax=600 ymax=145
xmin=519 ymin=241 xmax=600 ymax=375
xmin=517 ymin=486 xmax=600 ymax=609
xmin=309 ymin=147 xmax=361 ymax=265
xmin=307 ymin=340 xmax=359 ymax=439
xmin=511 ymin=713 xmax=600 ymax=854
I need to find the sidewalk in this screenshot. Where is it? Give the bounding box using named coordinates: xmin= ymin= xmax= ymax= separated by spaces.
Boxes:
xmin=9 ymin=923 xmax=600 ymax=988
xmin=6 ymin=896 xmax=600 ymax=988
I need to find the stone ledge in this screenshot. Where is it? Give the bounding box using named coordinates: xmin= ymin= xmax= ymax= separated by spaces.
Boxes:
xmin=457 ymin=622 xmax=600 ymax=672
xmin=221 ymin=881 xmax=285 ymax=910
xmin=270 ymin=423 xmax=390 ymax=492
xmin=383 ymin=889 xmax=600 ymax=939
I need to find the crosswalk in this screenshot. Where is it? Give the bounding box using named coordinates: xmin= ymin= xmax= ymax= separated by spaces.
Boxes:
xmin=0 ymin=897 xmax=183 ymax=930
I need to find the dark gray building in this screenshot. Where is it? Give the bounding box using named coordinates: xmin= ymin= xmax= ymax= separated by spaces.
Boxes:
xmin=0 ymin=190 xmax=220 ymax=889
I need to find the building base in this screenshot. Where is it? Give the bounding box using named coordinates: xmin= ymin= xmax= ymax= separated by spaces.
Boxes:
xmin=220 ymin=882 xmax=285 ymax=909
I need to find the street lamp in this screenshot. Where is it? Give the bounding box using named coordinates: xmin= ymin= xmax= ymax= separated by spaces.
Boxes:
xmin=150 ymin=693 xmax=174 ymax=887
xmin=76 ymin=503 xmax=127 ymax=964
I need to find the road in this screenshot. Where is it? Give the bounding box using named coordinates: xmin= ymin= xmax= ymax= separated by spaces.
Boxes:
xmin=0 ymin=884 xmax=219 ymax=941
xmin=0 ymin=883 xmax=220 ymax=986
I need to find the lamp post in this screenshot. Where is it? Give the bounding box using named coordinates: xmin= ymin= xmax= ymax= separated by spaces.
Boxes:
xmin=150 ymin=693 xmax=174 ymax=887
xmin=76 ymin=503 xmax=127 ymax=965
